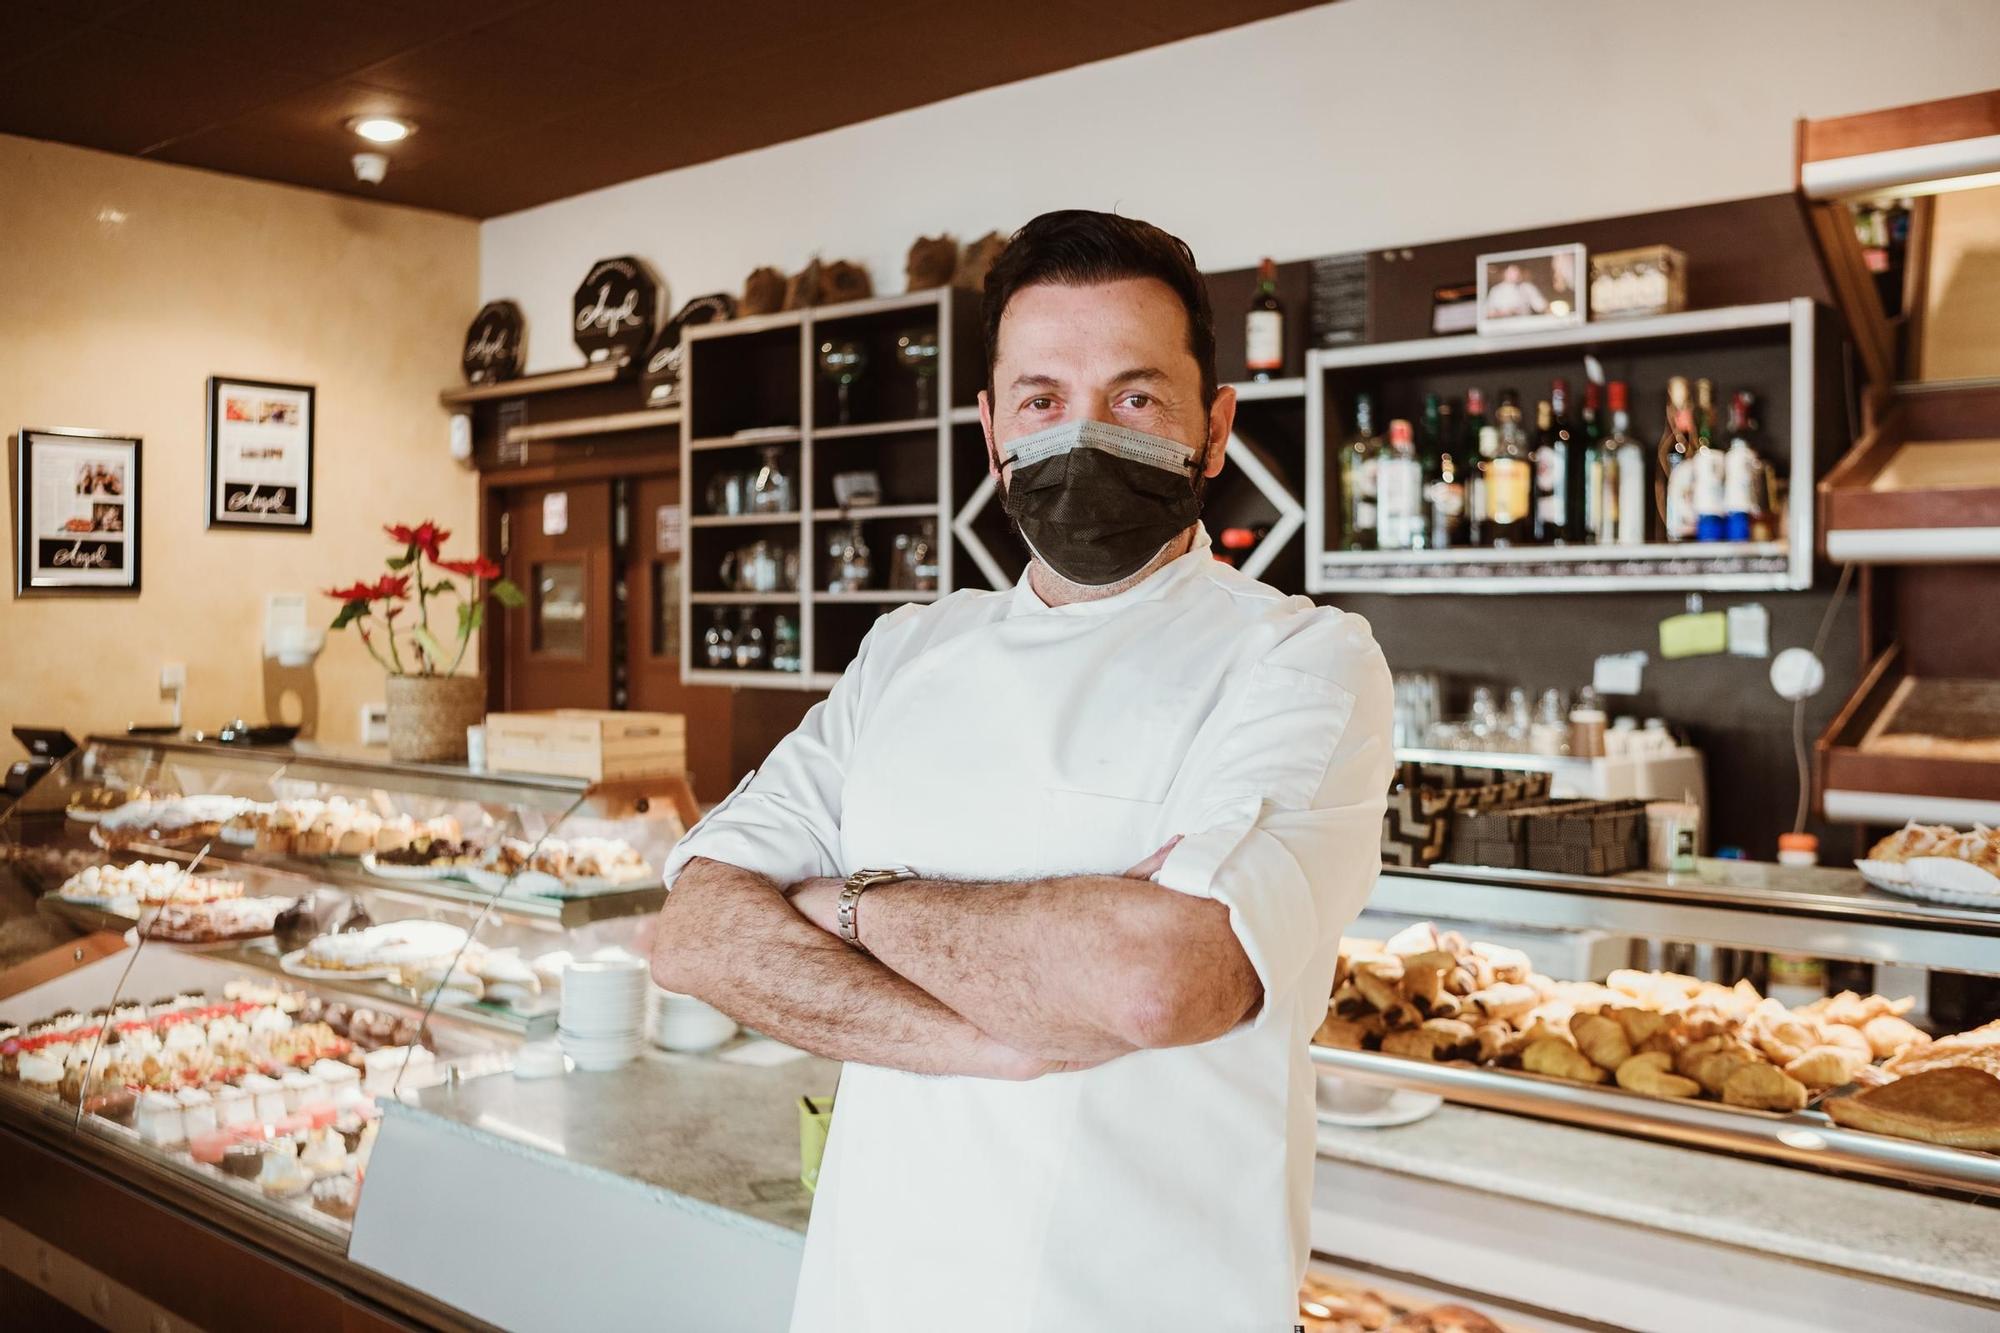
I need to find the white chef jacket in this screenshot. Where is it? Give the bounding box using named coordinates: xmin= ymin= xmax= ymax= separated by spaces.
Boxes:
xmin=662 ymin=526 xmax=1392 ymax=1333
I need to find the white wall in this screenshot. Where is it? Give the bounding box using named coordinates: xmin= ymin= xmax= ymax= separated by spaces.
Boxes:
xmin=482 ymin=0 xmax=2000 ymax=372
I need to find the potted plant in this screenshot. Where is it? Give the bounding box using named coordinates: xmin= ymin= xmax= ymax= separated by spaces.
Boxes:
xmin=325 ymin=521 xmax=523 ymax=763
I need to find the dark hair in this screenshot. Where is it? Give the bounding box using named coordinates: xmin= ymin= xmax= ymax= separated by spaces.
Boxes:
xmin=982 ymin=210 xmax=1217 ymax=409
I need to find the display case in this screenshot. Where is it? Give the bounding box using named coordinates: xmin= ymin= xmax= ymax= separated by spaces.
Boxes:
xmin=0 ymin=734 xmax=679 ymax=1282
xmin=1311 ymin=857 xmax=2000 ymax=1199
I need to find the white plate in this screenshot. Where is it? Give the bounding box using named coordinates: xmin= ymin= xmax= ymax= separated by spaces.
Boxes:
xmin=1858 ymin=859 xmax=2000 ymax=910
xmin=1855 ymin=858 xmax=1912 ymax=889
xmin=279 ymin=949 xmax=394 ymax=982
xmin=1315 ymin=1089 xmax=1444 ymax=1129
xmin=359 ymin=852 xmax=453 ymax=882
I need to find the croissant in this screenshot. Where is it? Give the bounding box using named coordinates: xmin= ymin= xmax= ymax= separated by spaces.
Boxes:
xmin=1571 ymin=1011 xmax=1635 ymax=1072
xmin=1616 ymin=1051 xmax=1702 ymax=1099
xmin=1861 ymin=1014 xmax=1930 ymax=1059
xmin=1721 ymin=1061 xmax=1809 ymax=1112
xmin=1522 ymin=1037 xmax=1606 ymax=1084
xmin=1784 ymin=1045 xmax=1864 ymax=1089
xmin=1613 ymin=1007 xmax=1669 ymax=1046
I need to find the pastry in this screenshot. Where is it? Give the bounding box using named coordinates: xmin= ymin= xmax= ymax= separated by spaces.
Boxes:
xmin=219 ymin=1139 xmax=267 ymax=1179
xmin=176 ymin=1087 xmax=218 ymax=1138
xmin=1721 ymin=1061 xmax=1809 ymax=1112
xmin=135 ymin=1090 xmax=185 ymax=1144
xmin=1615 ymin=1051 xmax=1701 ymax=1099
xmin=1882 ymin=1019 xmax=2000 ymax=1080
xmin=257 ymin=1139 xmax=312 ymax=1198
xmin=310 ymin=1173 xmax=361 ymax=1222
xmin=301 ymin=1127 xmax=349 ymax=1178
xmin=1825 ymin=1067 xmax=2000 ymax=1150
xmin=1522 ymin=1038 xmax=1605 ymax=1084
xmin=1861 ymin=1014 xmax=1933 ymax=1060
xmin=1380 ymin=1019 xmax=1475 ymax=1063
xmin=1784 ymin=1045 xmax=1866 ymax=1090
xmin=1313 ymin=1015 xmax=1373 ymax=1050
xmin=1570 ymin=1012 xmax=1634 ymax=1072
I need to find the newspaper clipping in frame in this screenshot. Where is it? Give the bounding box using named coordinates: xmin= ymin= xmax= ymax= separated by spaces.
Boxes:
xmin=20 ymin=430 xmax=139 ymax=591
xmin=207 ymin=377 xmax=314 ymax=529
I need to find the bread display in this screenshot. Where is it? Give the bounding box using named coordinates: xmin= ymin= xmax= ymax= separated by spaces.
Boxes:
xmin=57 ymin=860 xmax=244 ymax=909
xmin=1824 ymin=1068 xmax=2000 ymax=1150
xmin=251 ymin=797 xmax=460 ymax=858
xmin=91 ymin=795 xmax=257 ymax=849
xmin=1322 ymin=923 xmax=2000 ymax=1153
xmin=483 ymin=834 xmax=655 ymax=886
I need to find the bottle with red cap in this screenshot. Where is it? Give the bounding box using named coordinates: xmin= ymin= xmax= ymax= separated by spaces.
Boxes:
xmin=1606 ymin=380 xmax=1648 ymax=545
xmin=1377 ymin=419 xmax=1426 ymax=551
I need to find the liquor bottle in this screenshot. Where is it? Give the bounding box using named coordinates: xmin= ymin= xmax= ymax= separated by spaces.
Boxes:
xmin=1378 ymin=419 xmax=1425 ymax=551
xmin=1609 ymin=381 xmax=1648 ymax=545
xmin=1535 ymin=381 xmax=1579 ymax=544
xmin=1428 ymin=399 xmax=1469 ymax=549
xmin=1659 ymin=376 xmax=1696 ymax=541
xmin=1486 ymin=400 xmax=1534 ymax=547
xmin=1722 ymin=390 xmax=1763 ymax=543
xmin=1246 ymin=258 xmax=1284 ymax=382
xmin=1580 ymin=383 xmax=1607 ymax=543
xmin=1462 ymin=389 xmax=1489 ymax=545
xmin=1692 ymin=378 xmax=1728 ymax=542
xmin=1338 ymin=393 xmax=1381 ymax=550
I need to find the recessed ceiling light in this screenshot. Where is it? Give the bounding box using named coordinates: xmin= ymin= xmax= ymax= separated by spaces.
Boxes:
xmin=347 ymin=115 xmax=413 ymax=144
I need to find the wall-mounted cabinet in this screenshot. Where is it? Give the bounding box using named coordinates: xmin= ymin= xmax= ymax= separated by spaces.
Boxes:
xmin=1305 ymin=300 xmax=1839 ymax=595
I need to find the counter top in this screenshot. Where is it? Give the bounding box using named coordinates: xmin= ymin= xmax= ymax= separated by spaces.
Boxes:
xmin=388 ymin=1040 xmax=839 ymax=1243
xmin=1316 ymin=1102 xmax=2000 ymax=1303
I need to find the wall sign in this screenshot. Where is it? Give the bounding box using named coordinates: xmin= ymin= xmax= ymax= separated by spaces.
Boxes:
xmin=1308 ymin=252 xmax=1370 ymax=348
xmin=462 ymin=300 xmax=526 ymax=383
xmin=572 ymin=256 xmax=661 ymax=364
xmin=14 ymin=426 xmax=142 ymax=595
xmin=641 ymin=293 xmax=735 ymax=408
xmin=205 ymin=376 xmax=314 ymax=531
xmin=542 ymin=491 xmax=569 ymax=536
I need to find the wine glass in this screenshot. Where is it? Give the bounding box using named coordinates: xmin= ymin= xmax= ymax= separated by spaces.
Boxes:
xmin=817 ymin=339 xmax=868 ymax=426
xmin=894 ymin=326 xmax=940 ymax=417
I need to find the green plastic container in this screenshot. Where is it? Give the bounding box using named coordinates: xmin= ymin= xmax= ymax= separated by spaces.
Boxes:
xmin=799 ymin=1095 xmax=834 ymax=1193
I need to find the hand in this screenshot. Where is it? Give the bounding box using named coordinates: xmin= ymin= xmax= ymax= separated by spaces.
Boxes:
xmin=1121 ymin=835 xmax=1183 ymax=881
xmin=784 ymin=876 xmax=845 ymax=938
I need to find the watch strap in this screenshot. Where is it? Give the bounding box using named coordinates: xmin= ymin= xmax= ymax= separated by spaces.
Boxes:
xmin=838 ymin=867 xmax=914 ymax=953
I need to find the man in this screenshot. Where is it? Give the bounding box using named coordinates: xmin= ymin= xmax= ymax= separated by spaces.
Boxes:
xmin=1483 ymin=261 xmax=1549 ymax=318
xmin=653 ymin=210 xmax=1392 ymax=1332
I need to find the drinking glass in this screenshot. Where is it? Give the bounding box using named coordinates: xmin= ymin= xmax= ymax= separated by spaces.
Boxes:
xmin=894 ymin=327 xmax=940 ymax=416
xmin=817 ymin=339 xmax=868 ymax=426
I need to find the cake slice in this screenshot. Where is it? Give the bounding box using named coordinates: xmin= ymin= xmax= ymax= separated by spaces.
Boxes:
xmin=1824 ymin=1067 xmax=2000 ymax=1150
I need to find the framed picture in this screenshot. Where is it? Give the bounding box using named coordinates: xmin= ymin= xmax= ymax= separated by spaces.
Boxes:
xmin=1475 ymin=244 xmax=1587 ymax=336
xmin=13 ymin=427 xmax=142 ymax=595
xmin=205 ymin=375 xmax=314 ymax=530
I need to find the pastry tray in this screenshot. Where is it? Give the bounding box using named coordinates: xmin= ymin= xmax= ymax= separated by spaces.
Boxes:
xmin=1310 ymin=1045 xmax=2000 ymax=1200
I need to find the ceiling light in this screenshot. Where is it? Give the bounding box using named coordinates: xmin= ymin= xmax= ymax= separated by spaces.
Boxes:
xmin=347 ymin=116 xmax=413 ymax=144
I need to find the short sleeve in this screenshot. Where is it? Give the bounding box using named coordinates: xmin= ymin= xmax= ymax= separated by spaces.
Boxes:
xmin=1150 ymin=612 xmax=1393 ymax=1034
xmin=660 ymin=622 xmax=887 ymax=891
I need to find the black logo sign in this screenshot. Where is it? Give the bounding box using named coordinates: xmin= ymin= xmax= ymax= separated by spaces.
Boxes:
xmin=222 ymin=482 xmax=298 ymax=517
xmin=462 ymin=300 xmax=526 ymax=384
xmin=40 ymin=538 xmax=123 ymax=571
xmin=572 ymin=256 xmax=661 ymax=364
xmin=642 ymin=292 xmax=736 ymax=406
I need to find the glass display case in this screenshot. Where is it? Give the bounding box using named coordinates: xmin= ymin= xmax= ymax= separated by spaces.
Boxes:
xmin=0 ymin=734 xmax=682 ymax=1261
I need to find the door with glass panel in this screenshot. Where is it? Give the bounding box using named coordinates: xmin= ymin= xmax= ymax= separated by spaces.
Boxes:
xmin=498 ymin=481 xmax=613 ymax=710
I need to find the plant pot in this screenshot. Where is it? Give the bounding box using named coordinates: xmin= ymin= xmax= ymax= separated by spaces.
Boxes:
xmin=384 ymin=674 xmax=486 ymax=765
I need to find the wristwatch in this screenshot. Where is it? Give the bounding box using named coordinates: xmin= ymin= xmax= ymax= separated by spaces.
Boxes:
xmin=837 ymin=867 xmax=914 ymax=954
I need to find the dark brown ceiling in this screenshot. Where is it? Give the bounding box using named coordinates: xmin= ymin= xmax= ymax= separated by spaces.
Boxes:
xmin=0 ymin=0 xmax=1326 ymax=218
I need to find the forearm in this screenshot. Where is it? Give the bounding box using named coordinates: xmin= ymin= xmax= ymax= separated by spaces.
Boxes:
xmin=857 ymin=873 xmax=1256 ymax=1057
xmin=651 ymin=858 xmax=1043 ymax=1078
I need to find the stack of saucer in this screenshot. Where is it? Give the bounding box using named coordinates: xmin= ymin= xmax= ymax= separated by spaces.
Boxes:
xmin=558 ymin=958 xmax=648 ymax=1070
xmin=648 ymin=986 xmax=739 ymax=1053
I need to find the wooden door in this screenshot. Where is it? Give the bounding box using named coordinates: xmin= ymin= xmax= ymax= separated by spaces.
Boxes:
xmin=498 ymin=481 xmax=614 ymax=711
xmin=627 ymin=474 xmax=736 ymax=800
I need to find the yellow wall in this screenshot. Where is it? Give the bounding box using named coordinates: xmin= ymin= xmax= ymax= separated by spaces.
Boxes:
xmin=1921 ymin=184 xmax=2000 ymax=382
xmin=0 ymin=134 xmax=479 ymax=751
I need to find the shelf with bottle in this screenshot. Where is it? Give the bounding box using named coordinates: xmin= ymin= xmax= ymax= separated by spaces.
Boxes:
xmin=1306 ymin=300 xmax=1827 ymax=595
xmin=692 ymin=603 xmax=804 ymax=677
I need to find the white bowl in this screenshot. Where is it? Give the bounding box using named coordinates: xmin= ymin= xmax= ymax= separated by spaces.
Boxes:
xmin=649 ymin=1008 xmax=738 ymax=1054
xmin=1315 ymin=1073 xmax=1399 ymax=1117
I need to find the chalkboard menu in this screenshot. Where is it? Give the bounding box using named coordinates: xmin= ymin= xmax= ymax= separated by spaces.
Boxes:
xmin=1308 ymin=252 xmax=1370 ymax=347
xmin=572 ymin=256 xmax=661 ymax=364
xmin=641 ymin=293 xmax=736 ymax=407
xmin=462 ymin=300 xmax=526 ymax=383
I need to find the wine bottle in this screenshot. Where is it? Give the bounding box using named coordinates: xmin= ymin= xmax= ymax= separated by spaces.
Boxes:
xmin=1246 ymin=258 xmax=1284 ymax=382
xmin=1660 ymin=376 xmax=1696 ymax=542
xmin=1463 ymin=388 xmax=1490 ymax=546
xmin=1692 ymin=377 xmax=1728 ymax=542
xmin=1428 ymin=398 xmax=1468 ymax=549
xmin=1338 ymin=393 xmax=1381 ymax=551
xmin=1487 ymin=400 xmax=1534 ymax=547
xmin=1608 ymin=381 xmax=1648 ymax=545
xmin=1378 ymin=419 xmax=1425 ymax=551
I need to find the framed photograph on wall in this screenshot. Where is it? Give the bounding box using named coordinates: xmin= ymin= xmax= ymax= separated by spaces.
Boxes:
xmin=14 ymin=427 xmax=142 ymax=595
xmin=1475 ymin=243 xmax=1587 ymax=336
xmin=205 ymin=375 xmax=314 ymax=530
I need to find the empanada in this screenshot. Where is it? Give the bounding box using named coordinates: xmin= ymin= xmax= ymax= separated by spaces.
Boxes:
xmin=1861 ymin=1014 xmax=1930 ymax=1059
xmin=1784 ymin=1045 xmax=1864 ymax=1089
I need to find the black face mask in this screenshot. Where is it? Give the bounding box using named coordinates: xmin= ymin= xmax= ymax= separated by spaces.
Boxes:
xmin=998 ymin=419 xmax=1204 ymax=587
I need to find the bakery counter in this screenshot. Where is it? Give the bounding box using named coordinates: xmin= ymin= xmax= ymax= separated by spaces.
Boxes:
xmin=349 ymin=1041 xmax=838 ymax=1332
xmin=1312 ymin=1102 xmax=2000 ymax=1332
xmin=1371 ymin=856 xmax=2000 ymax=977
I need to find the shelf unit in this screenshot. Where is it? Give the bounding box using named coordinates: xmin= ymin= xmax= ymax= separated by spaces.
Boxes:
xmin=1818 ymin=379 xmax=2000 ymax=563
xmin=678 ymin=287 xmax=978 ymax=688
xmin=1305 ymin=300 xmax=1831 ymax=595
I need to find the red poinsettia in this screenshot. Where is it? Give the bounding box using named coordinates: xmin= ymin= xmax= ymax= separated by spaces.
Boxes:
xmin=327 ymin=520 xmax=521 ymax=677
xmin=385 ymin=520 xmax=450 ymax=562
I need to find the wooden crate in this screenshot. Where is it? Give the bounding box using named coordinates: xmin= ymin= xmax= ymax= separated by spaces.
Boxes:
xmin=485 ymin=710 xmax=686 ymax=782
